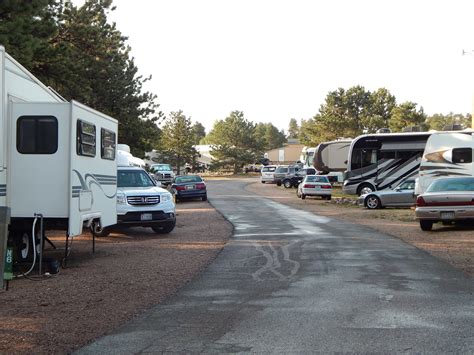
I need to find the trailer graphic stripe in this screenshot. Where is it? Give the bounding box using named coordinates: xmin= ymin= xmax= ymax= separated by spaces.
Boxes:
xmin=0 ymin=184 xmax=6 ymax=196
xmin=73 ymin=170 xmax=116 ymax=199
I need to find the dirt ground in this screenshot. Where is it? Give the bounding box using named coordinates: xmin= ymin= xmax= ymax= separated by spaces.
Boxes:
xmin=0 ymin=201 xmax=232 ymax=354
xmin=246 ymin=179 xmax=474 ymax=277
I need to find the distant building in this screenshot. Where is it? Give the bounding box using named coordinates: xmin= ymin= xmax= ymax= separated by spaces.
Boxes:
xmin=265 ymin=140 xmax=304 ymax=164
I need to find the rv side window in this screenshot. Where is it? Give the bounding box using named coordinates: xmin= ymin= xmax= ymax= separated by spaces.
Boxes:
xmin=77 ymin=120 xmax=96 ymax=157
xmin=452 ymin=148 xmax=472 ymax=164
xmin=17 ymin=116 xmax=58 ymax=154
xmin=101 ymin=128 xmax=116 ymax=160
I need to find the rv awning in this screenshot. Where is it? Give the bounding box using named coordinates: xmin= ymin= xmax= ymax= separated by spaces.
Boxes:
xmin=380 ymin=141 xmax=426 ymax=151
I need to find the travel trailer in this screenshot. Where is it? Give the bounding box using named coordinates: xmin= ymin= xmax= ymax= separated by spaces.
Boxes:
xmin=0 ymin=46 xmax=118 ymax=278
xmin=343 ymin=132 xmax=432 ymax=195
xmin=415 ymin=130 xmax=474 ymax=195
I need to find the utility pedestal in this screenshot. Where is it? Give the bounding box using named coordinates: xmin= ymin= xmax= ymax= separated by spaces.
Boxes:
xmin=0 ymin=207 xmax=10 ymax=289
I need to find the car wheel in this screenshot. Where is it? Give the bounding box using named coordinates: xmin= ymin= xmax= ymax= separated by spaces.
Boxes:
xmin=326 ymin=195 xmax=332 ymax=200
xmin=365 ymin=195 xmax=381 ymax=209
xmin=357 ymin=183 xmax=374 ymax=196
xmin=152 ymin=220 xmax=176 ymax=234
xmin=283 ymin=180 xmax=292 ymax=188
xmin=296 ymin=189 xmax=301 ymax=198
xmin=90 ymin=222 xmax=110 ymax=237
xmin=419 ymin=220 xmax=433 ymax=231
xmin=301 ymin=193 xmax=306 ymax=200
xmin=202 ymin=195 xmax=207 ymax=201
xmin=261 ymin=181 xmax=265 ymax=184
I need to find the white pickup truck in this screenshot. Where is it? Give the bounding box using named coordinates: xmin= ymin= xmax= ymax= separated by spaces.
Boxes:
xmin=150 ymin=163 xmax=175 ymax=186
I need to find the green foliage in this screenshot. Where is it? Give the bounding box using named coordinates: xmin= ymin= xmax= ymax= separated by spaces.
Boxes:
xmin=426 ymin=113 xmax=472 ymax=130
xmin=389 ymin=102 xmax=426 ymax=132
xmin=254 ymin=122 xmax=287 ymax=150
xmin=287 ymin=118 xmax=299 ymax=139
xmin=0 ymin=0 xmax=162 ymax=157
xmin=191 ymin=122 xmax=206 ymax=145
xmin=206 ymin=111 xmax=263 ymax=173
xmin=158 ymin=111 xmax=197 ymax=174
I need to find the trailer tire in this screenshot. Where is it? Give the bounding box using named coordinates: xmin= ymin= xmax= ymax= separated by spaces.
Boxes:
xmin=90 ymin=222 xmax=110 ymax=237
xmin=10 ymin=230 xmax=38 ymax=262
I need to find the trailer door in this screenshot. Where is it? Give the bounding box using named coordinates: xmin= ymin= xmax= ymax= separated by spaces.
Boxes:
xmin=9 ymin=102 xmax=69 ymax=217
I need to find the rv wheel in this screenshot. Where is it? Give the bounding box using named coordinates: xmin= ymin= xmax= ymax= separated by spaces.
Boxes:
xmin=357 ymin=184 xmax=374 ymax=196
xmin=90 ymin=222 xmax=110 ymax=237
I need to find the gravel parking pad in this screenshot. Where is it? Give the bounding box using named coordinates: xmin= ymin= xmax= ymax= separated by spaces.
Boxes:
xmin=0 ymin=201 xmax=232 ymax=354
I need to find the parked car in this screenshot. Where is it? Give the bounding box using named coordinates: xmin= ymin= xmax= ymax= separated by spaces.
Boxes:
xmin=92 ymin=166 xmax=176 ymax=236
xmin=281 ymin=168 xmax=316 ymax=188
xmin=296 ymin=175 xmax=332 ymax=200
xmin=274 ymin=165 xmax=301 ymax=186
xmin=415 ymin=176 xmax=474 ymax=231
xmin=171 ymin=175 xmax=207 ymax=202
xmin=150 ymin=163 xmax=175 ymax=186
xmin=358 ymin=179 xmax=416 ymax=209
xmin=261 ymin=165 xmax=277 ymax=183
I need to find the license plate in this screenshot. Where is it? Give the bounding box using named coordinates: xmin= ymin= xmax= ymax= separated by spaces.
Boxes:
xmin=185 ymin=185 xmax=194 ymax=190
xmin=441 ymin=211 xmax=455 ymax=220
xmin=140 ymin=213 xmax=153 ymax=221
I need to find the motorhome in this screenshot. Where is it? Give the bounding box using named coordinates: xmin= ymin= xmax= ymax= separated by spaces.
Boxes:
xmin=313 ymin=139 xmax=352 ymax=173
xmin=343 ymin=132 xmax=432 ymax=195
xmin=0 ymin=46 xmax=118 ymax=274
xmin=415 ymin=130 xmax=474 ymax=195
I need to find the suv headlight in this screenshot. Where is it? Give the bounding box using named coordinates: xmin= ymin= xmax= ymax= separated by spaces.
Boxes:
xmin=161 ymin=193 xmax=172 ymax=202
xmin=117 ymin=192 xmax=126 ymax=204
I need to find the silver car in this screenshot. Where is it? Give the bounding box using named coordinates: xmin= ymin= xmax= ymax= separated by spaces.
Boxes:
xmin=415 ymin=176 xmax=474 ymax=231
xmin=358 ymin=179 xmax=416 ymax=209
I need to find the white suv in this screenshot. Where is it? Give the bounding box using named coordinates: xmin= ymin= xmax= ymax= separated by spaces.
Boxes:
xmin=92 ymin=166 xmax=176 ymax=236
xmin=260 ymin=165 xmax=277 ymax=183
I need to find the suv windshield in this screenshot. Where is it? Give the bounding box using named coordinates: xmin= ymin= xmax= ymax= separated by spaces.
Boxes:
xmin=152 ymin=164 xmax=172 ymax=172
xmin=118 ymin=170 xmax=155 ymax=188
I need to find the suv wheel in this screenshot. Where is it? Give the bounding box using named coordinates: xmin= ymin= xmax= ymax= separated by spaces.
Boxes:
xmin=152 ymin=220 xmax=176 ymax=234
xmin=283 ymin=179 xmax=292 ymax=188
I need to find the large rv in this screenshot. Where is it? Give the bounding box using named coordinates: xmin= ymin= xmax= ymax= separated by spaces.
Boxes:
xmin=313 ymin=139 xmax=352 ymax=173
xmin=416 ymin=130 xmax=474 ymax=195
xmin=343 ymin=132 xmax=432 ymax=195
xmin=0 ymin=46 xmax=118 ymax=277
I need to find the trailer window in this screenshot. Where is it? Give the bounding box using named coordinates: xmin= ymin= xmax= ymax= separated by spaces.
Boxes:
xmin=17 ymin=116 xmax=58 ymax=154
xmin=77 ymin=120 xmax=96 ymax=157
xmin=101 ymin=128 xmax=116 ymax=160
xmin=452 ymin=148 xmax=472 ymax=164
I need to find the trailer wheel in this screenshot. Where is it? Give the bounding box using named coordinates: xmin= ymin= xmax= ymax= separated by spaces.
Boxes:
xmin=10 ymin=230 xmax=37 ymax=262
xmin=90 ymin=222 xmax=110 ymax=237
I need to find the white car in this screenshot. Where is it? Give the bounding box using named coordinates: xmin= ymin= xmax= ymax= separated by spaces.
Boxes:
xmin=261 ymin=165 xmax=277 ymax=183
xmin=297 ymin=175 xmax=332 ymax=200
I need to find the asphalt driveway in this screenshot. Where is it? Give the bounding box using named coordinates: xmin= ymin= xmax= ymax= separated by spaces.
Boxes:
xmin=78 ymin=178 xmax=474 ymax=353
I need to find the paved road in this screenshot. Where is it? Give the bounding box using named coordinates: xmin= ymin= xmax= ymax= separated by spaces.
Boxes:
xmin=78 ymin=179 xmax=474 ymax=353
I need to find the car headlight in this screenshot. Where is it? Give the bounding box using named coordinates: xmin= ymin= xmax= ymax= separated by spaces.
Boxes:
xmin=161 ymin=193 xmax=172 ymax=202
xmin=117 ymin=192 xmax=126 ymax=204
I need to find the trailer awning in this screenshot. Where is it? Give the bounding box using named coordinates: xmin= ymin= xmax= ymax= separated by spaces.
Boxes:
xmin=380 ymin=141 xmax=426 ymax=151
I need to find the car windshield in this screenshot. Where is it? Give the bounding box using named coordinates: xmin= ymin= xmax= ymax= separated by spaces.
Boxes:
xmin=275 ymin=167 xmax=288 ymax=173
xmin=175 ymin=175 xmax=202 ymax=183
xmin=152 ymin=164 xmax=171 ymax=172
xmin=118 ymin=170 xmax=155 ymax=188
xmin=427 ymin=177 xmax=474 ymax=192
xmin=398 ymin=181 xmax=415 ymax=190
xmin=306 ymin=176 xmax=329 ymax=183
xmin=262 ymin=166 xmax=276 ymax=172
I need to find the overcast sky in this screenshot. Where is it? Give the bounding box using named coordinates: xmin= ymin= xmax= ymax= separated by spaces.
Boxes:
xmin=103 ymin=0 xmax=474 ymax=131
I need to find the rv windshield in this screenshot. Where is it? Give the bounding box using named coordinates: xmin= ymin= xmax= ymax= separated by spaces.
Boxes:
xmin=118 ymin=170 xmax=155 ymax=188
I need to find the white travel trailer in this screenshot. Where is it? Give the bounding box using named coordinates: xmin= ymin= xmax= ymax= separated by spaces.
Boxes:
xmin=117 ymin=144 xmax=145 ymax=167
xmin=0 ymin=46 xmax=118 ymax=270
xmin=416 ymin=130 xmax=474 ymax=195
